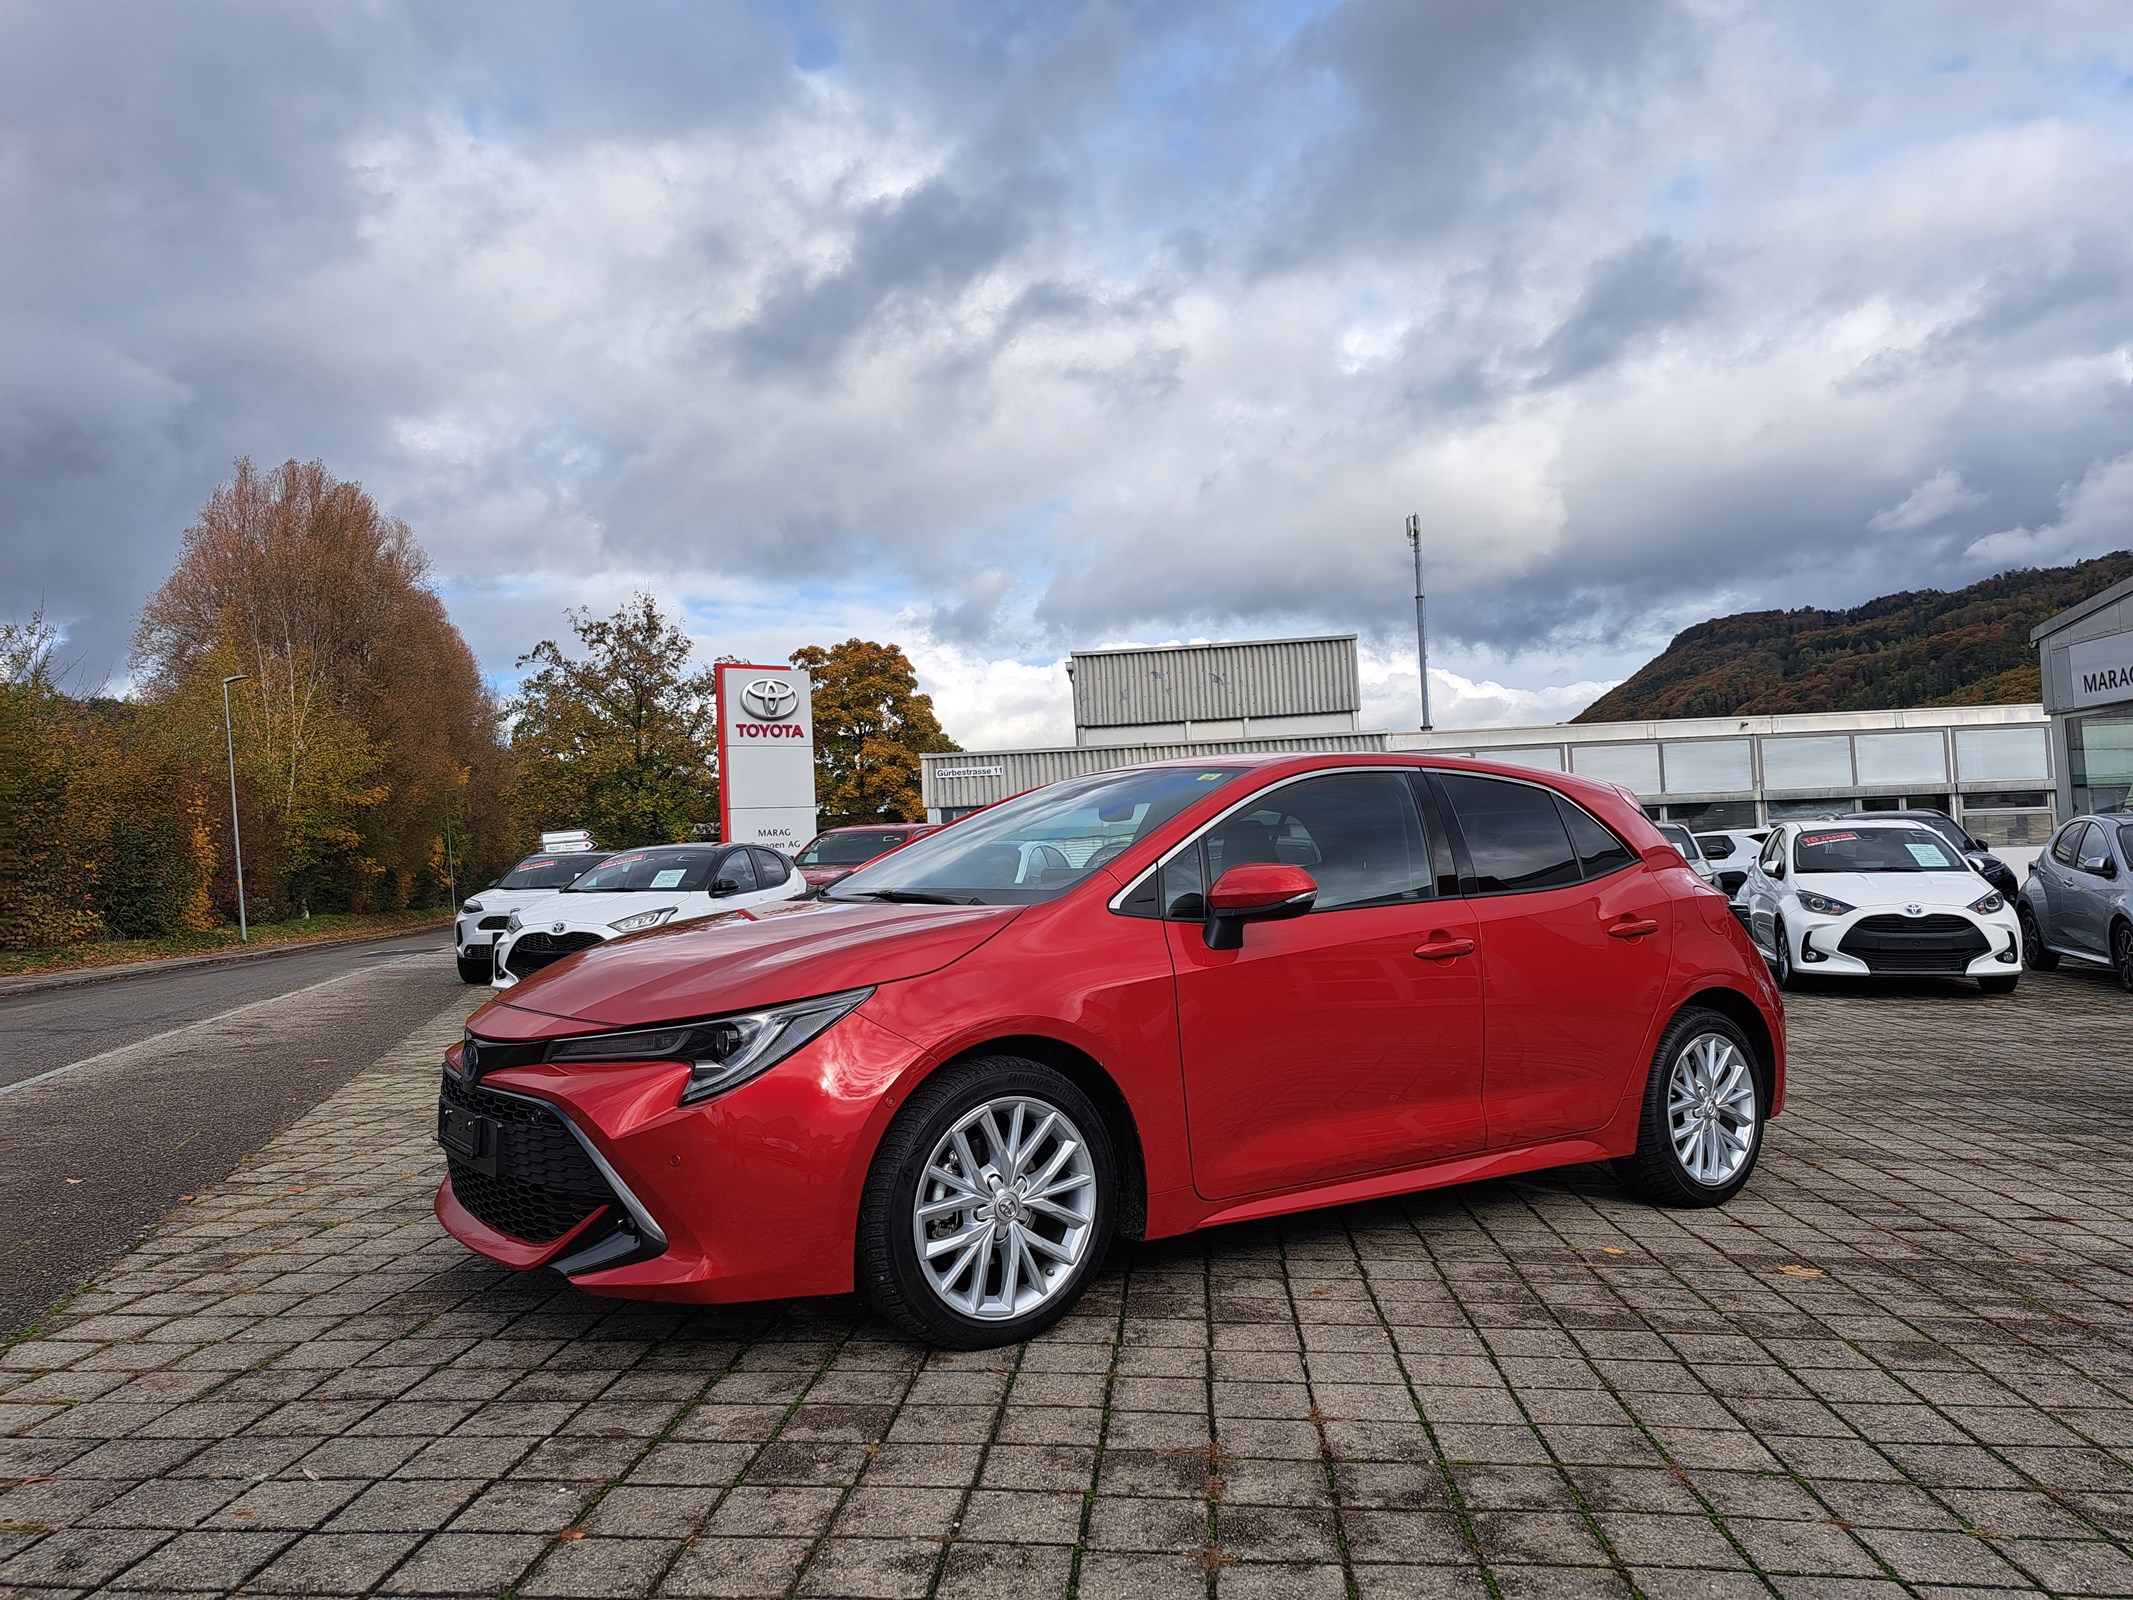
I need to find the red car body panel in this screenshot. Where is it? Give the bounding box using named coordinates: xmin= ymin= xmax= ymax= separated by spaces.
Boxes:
xmin=437 ymin=754 xmax=1785 ymax=1304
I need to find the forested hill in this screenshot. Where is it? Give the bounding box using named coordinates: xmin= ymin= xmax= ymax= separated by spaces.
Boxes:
xmin=1573 ymin=551 xmax=2133 ymax=723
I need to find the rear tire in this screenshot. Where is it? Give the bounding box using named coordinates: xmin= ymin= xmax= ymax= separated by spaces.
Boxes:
xmin=1614 ymin=1007 xmax=1766 ymax=1209
xmin=1978 ymin=975 xmax=2019 ymax=995
xmin=456 ymin=951 xmax=491 ymax=985
xmin=858 ymin=1056 xmax=1115 ymax=1349
xmin=2018 ymin=903 xmax=2058 ymax=971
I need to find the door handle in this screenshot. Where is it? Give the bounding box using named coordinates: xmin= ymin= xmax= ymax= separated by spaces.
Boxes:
xmin=1607 ymin=916 xmax=1661 ymax=940
xmin=1413 ymin=935 xmax=1476 ymax=961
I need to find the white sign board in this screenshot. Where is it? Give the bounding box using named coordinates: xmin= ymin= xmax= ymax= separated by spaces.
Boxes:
xmin=715 ymin=664 xmax=818 ymax=852
xmin=2069 ymin=630 xmax=2133 ymax=710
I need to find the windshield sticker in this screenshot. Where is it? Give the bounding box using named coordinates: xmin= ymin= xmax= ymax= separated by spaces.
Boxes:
xmin=602 ymin=853 xmax=649 ymax=869
xmin=1904 ymin=842 xmax=1948 ymax=867
xmin=1198 ymin=773 xmax=1225 ymax=782
xmin=649 ymin=868 xmax=687 ymax=888
xmin=521 ymin=858 xmax=557 ymax=867
xmin=1800 ymin=832 xmax=1856 ymax=846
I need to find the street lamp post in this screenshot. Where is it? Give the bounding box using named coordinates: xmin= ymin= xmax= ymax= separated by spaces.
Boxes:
xmin=221 ymin=673 xmax=251 ymax=943
xmin=1405 ymin=513 xmax=1432 ymax=731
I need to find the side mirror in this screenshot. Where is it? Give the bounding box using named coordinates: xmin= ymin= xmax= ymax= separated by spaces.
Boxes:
xmin=1203 ymin=864 xmax=1317 ymax=951
xmin=2082 ymin=854 xmax=2116 ymax=878
xmin=1769 ymin=860 xmax=1786 ymax=880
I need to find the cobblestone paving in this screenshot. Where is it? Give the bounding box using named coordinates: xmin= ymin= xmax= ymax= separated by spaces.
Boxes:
xmin=3 ymin=968 xmax=2131 ymax=1599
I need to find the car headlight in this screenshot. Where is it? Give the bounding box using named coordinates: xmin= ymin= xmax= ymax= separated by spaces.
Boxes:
xmin=543 ymin=989 xmax=874 ymax=1103
xmin=462 ymin=898 xmax=484 ymax=913
xmin=1796 ymin=891 xmax=1854 ymax=917
xmin=609 ymin=906 xmax=677 ymax=933
xmin=1968 ymin=891 xmax=2005 ymax=915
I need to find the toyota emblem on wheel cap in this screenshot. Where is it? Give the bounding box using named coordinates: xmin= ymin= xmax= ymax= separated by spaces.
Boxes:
xmin=739 ymin=677 xmax=800 ymax=720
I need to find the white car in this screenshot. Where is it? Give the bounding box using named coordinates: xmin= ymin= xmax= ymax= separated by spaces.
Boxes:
xmin=1654 ymin=822 xmax=1720 ymax=887
xmin=1736 ymin=818 xmax=2022 ymax=993
xmin=454 ymin=848 xmax=611 ymax=983
xmin=490 ymin=842 xmax=804 ymax=989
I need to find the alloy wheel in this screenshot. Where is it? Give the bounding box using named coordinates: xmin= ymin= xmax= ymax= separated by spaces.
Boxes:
xmin=2116 ymin=924 xmax=2133 ymax=993
xmin=1666 ymin=1032 xmax=1758 ymax=1187
xmin=912 ymin=1095 xmax=1097 ymax=1321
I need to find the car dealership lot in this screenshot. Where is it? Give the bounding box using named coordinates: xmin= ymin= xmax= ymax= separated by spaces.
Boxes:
xmin=1 ymin=973 xmax=2129 ymax=1598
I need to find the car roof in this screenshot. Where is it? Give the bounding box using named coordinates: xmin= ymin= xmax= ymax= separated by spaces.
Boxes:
xmin=815 ymin=823 xmax=925 ymax=835
xmin=1787 ymin=817 xmax=1951 ymax=830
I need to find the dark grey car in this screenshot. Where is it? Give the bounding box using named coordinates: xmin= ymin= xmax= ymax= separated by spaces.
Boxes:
xmin=2019 ymin=814 xmax=2133 ymax=990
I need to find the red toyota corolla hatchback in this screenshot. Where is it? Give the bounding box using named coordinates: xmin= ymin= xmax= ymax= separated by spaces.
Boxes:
xmin=436 ymin=755 xmax=1784 ymax=1347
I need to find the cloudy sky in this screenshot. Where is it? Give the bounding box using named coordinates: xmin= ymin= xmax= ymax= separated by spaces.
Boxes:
xmin=6 ymin=1 xmax=2133 ymax=746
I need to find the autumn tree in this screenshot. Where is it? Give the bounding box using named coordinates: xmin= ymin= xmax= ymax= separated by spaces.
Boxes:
xmin=509 ymin=595 xmax=718 ymax=847
xmin=789 ymin=639 xmax=959 ymax=826
xmin=133 ymin=457 xmax=509 ymax=915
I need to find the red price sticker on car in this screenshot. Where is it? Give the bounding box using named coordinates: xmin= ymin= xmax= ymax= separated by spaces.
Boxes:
xmin=1800 ymin=832 xmax=1856 ymax=846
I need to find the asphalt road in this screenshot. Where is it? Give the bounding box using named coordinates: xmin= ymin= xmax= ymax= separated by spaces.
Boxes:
xmin=0 ymin=930 xmax=478 ymax=1337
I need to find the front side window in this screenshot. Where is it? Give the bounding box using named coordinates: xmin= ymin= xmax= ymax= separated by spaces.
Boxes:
xmin=1437 ymin=773 xmax=1581 ymax=894
xmin=564 ymin=848 xmax=719 ymax=893
xmin=1793 ymin=827 xmax=1961 ymax=874
xmin=2050 ymin=825 xmax=2085 ymax=868
xmin=1198 ymin=773 xmax=1432 ymax=912
xmin=1760 ymin=833 xmax=1788 ymax=873
xmin=713 ymin=850 xmax=759 ymax=894
xmin=831 ymin=765 xmax=1244 ymax=906
xmin=2073 ymin=822 xmax=2109 ymax=871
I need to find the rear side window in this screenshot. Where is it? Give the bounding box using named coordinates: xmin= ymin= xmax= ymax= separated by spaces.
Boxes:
xmin=1558 ymin=799 xmax=1636 ymax=878
xmin=751 ymin=848 xmax=789 ymax=887
xmin=1436 ymin=773 xmax=1581 ymax=894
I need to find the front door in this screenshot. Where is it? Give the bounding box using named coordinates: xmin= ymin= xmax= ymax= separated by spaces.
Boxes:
xmin=1430 ymin=772 xmax=1676 ymax=1144
xmin=1168 ymin=771 xmax=1486 ymax=1201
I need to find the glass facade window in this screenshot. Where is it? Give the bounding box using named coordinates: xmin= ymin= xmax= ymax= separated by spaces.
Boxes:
xmin=1660 ymin=739 xmax=1751 ymax=794
xmin=1954 ymin=726 xmax=2048 ymax=783
xmin=1569 ymin=742 xmax=1661 ymax=793
xmin=1963 ymin=809 xmax=2057 ymax=847
xmin=1663 ymin=800 xmax=1760 ymax=830
xmin=1760 ymin=735 xmax=1852 ymax=790
xmin=1768 ymin=797 xmax=1851 ymax=822
xmin=1854 ymin=731 xmax=1947 ymax=787
xmin=1469 ymin=746 xmax=1565 ymax=771
xmin=2069 ymin=710 xmax=2133 ymax=816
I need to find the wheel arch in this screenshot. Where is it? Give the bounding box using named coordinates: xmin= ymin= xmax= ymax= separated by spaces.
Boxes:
xmin=1680 ymin=985 xmax=1779 ymax=1113
xmin=933 ymin=1034 xmax=1150 ymax=1242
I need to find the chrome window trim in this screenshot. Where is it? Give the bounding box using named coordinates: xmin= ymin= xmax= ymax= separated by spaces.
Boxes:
xmin=466 ymin=1081 xmax=670 ymax=1255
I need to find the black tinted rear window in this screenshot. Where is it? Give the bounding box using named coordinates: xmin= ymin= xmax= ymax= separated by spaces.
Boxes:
xmin=1560 ymin=800 xmax=1636 ymax=878
xmin=1437 ymin=773 xmax=1582 ymax=893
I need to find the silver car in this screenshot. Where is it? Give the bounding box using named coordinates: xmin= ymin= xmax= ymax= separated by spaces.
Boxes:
xmin=1654 ymin=822 xmax=1720 ymax=887
xmin=2018 ymin=814 xmax=2133 ymax=991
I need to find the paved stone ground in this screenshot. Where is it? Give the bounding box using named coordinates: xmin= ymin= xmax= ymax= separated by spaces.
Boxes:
xmin=3 ymin=968 xmax=2131 ymax=1599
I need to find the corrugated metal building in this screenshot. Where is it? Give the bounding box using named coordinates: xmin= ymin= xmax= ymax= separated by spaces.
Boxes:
xmin=1068 ymin=634 xmax=1360 ymax=747
xmin=925 ymin=732 xmax=1389 ymax=818
xmin=2032 ymin=572 xmax=2133 ymax=818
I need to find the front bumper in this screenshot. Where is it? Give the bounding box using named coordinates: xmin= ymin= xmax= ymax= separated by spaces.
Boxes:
xmin=1793 ymin=907 xmax=2021 ymax=977
xmin=431 ymin=1008 xmax=924 ymax=1304
xmin=490 ymin=925 xmax=611 ymax=989
xmin=455 ymin=913 xmax=515 ymax=955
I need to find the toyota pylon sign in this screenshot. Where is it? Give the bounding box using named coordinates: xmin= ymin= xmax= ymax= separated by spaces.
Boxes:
xmin=715 ymin=663 xmax=818 ymax=851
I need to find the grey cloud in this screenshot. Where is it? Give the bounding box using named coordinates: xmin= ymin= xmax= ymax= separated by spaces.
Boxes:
xmin=1533 ymin=234 xmax=1710 ymax=385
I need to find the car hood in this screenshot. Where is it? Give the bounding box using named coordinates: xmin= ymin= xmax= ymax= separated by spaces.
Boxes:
xmin=504 ymin=888 xmax=702 ymax=925
xmin=797 ymin=864 xmax=854 ymax=887
xmin=478 ymin=897 xmax=1024 ymax=1029
xmin=1796 ymin=870 xmax=1991 ymax=909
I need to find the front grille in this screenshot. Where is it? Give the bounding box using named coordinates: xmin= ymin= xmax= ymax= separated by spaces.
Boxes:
xmin=503 ymin=930 xmax=603 ymax=979
xmin=1840 ymin=914 xmax=1988 ymax=974
xmin=438 ymin=1075 xmax=618 ymax=1243
xmin=477 ymin=914 xmax=512 ymax=931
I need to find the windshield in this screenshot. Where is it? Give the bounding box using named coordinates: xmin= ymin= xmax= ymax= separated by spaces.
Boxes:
xmin=494 ymin=853 xmax=608 ymax=890
xmin=798 ymin=830 xmax=909 ymax=867
xmin=830 ymin=765 xmax=1245 ymax=905
xmin=563 ymin=847 xmax=720 ymax=893
xmin=1795 ymin=827 xmax=1964 ymax=875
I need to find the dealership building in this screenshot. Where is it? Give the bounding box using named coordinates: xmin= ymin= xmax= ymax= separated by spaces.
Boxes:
xmin=922 ymin=634 xmax=2059 ymax=861
xmin=2031 ymin=571 xmax=2133 ymax=820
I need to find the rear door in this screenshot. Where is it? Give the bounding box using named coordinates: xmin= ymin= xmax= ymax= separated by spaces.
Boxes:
xmin=1168 ymin=770 xmax=1485 ymax=1200
xmin=1429 ymin=772 xmax=1675 ymax=1145
xmin=2060 ymin=823 xmax=2112 ymax=957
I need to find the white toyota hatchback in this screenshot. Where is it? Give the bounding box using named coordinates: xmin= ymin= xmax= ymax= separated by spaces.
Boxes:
xmin=489 ymin=842 xmax=803 ymax=989
xmin=1736 ymin=818 xmax=2022 ymax=994
xmin=453 ymin=849 xmax=611 ymax=984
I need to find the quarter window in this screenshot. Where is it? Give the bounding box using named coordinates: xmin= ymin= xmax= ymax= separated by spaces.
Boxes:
xmin=1200 ymin=773 xmax=1433 ymax=912
xmin=1436 ymin=773 xmax=1582 ymax=894
xmin=751 ymin=848 xmax=789 ymax=887
xmin=1557 ymin=799 xmax=1636 ymax=878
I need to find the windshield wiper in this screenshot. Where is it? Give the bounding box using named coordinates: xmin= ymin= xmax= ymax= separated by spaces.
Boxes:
xmin=844 ymin=888 xmax=979 ymax=905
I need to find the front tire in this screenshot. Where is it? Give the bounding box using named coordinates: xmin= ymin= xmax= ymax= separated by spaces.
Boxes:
xmin=858 ymin=1056 xmax=1115 ymax=1349
xmin=456 ymin=950 xmax=492 ymax=985
xmin=1614 ymin=1007 xmax=1766 ymax=1208
xmin=2018 ymin=903 xmax=2058 ymax=971
xmin=1978 ymin=975 xmax=2019 ymax=995
xmin=2114 ymin=922 xmax=2133 ymax=994
xmin=1772 ymin=918 xmax=1804 ymax=991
